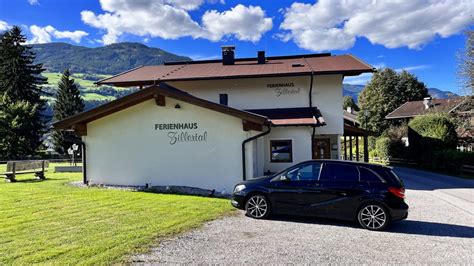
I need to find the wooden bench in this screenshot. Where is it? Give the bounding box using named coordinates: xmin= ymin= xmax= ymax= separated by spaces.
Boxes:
xmin=2 ymin=160 xmax=49 ymax=182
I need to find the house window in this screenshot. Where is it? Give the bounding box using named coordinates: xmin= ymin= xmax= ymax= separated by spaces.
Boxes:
xmin=270 ymin=140 xmax=293 ymax=163
xmin=219 ymin=94 xmax=228 ymax=106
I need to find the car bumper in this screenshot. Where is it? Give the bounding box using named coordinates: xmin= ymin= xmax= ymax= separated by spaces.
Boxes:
xmin=231 ymin=194 xmax=246 ymax=210
xmin=390 ymin=202 xmax=409 ymax=221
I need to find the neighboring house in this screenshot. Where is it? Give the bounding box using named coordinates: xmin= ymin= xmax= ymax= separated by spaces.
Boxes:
xmin=54 ymin=47 xmax=374 ymax=192
xmin=386 ymin=96 xmax=473 ymax=152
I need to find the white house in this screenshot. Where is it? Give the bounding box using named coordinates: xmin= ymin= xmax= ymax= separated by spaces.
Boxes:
xmin=54 ymin=47 xmax=374 ymax=193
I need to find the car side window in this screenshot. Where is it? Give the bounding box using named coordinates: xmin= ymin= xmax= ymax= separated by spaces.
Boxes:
xmin=359 ymin=167 xmax=385 ymax=183
xmin=286 ymin=162 xmax=321 ymax=181
xmin=320 ymin=163 xmax=359 ymax=182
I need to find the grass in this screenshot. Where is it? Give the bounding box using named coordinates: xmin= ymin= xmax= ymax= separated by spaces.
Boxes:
xmin=43 ymin=72 xmax=111 ymax=90
xmin=81 ymin=93 xmax=116 ymax=101
xmin=0 ymin=163 xmax=233 ymax=265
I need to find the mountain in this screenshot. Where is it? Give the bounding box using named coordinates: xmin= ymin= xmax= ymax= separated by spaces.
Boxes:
xmin=343 ymin=84 xmax=365 ymax=101
xmin=427 ymin=88 xmax=459 ymax=99
xmin=343 ymin=84 xmax=459 ymax=102
xmin=32 ymin=42 xmax=191 ymax=75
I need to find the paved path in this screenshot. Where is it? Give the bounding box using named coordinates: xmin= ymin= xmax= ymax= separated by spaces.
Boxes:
xmin=132 ymin=167 xmax=474 ymax=264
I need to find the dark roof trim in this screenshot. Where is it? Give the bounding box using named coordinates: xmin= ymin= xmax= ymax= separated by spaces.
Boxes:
xmin=164 ymin=52 xmax=332 ymax=65
xmin=97 ymin=69 xmax=371 ymax=87
xmin=95 ymin=65 xmax=146 ymax=85
xmin=54 ymin=83 xmax=269 ymax=130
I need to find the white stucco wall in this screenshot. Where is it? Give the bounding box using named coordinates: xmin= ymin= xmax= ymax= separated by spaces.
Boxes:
xmin=84 ymin=98 xmax=255 ymax=193
xmin=168 ymin=74 xmax=344 ymax=135
xmin=262 ymin=127 xmax=313 ymax=173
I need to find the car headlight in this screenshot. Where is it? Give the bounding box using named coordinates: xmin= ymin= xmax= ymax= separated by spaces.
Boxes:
xmin=234 ymin=184 xmax=246 ymax=193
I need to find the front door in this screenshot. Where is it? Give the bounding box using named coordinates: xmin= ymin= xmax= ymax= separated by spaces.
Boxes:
xmin=313 ymin=138 xmax=331 ymax=159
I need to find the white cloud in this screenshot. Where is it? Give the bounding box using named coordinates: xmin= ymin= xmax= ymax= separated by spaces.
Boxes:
xmin=201 ymin=5 xmax=272 ymax=42
xmin=28 ymin=0 xmax=39 ymax=5
xmin=344 ymin=73 xmax=373 ymax=85
xmin=164 ymin=0 xmax=205 ymax=10
xmin=280 ymin=0 xmax=473 ymax=51
xmin=29 ymin=25 xmax=88 ymax=44
xmin=81 ymin=0 xmax=272 ymax=44
xmin=395 ymin=64 xmax=432 ymax=72
xmin=344 ymin=63 xmax=385 ymax=85
xmin=0 ymin=20 xmax=11 ymax=31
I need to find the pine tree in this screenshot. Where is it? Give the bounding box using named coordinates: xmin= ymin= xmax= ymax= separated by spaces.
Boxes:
xmin=0 ymin=26 xmax=46 ymax=159
xmin=52 ymin=69 xmax=85 ymax=154
xmin=0 ymin=96 xmax=43 ymax=159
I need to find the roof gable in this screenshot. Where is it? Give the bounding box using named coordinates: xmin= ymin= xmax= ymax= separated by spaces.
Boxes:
xmin=53 ymin=83 xmax=269 ymax=132
xmin=385 ymin=97 xmax=467 ymax=119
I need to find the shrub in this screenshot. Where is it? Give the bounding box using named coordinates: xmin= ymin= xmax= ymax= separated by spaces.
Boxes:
xmin=408 ymin=113 xmax=458 ymax=150
xmin=375 ymin=136 xmax=406 ymax=161
xmin=431 ymin=150 xmax=474 ymax=175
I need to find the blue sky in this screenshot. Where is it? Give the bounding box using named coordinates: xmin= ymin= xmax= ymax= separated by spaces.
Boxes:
xmin=1 ymin=0 xmax=472 ymax=95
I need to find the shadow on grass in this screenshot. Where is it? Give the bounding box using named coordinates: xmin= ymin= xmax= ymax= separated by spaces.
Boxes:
xmin=268 ymin=215 xmax=474 ymax=238
xmin=6 ymin=177 xmax=69 ymax=183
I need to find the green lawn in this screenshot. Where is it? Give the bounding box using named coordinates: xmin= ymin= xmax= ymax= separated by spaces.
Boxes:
xmin=42 ymin=72 xmax=111 ymax=89
xmin=0 ymin=164 xmax=233 ymax=265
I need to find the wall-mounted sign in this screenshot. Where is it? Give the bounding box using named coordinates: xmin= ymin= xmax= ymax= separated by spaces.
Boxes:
xmin=155 ymin=123 xmax=207 ymax=145
xmin=267 ymin=82 xmax=301 ymax=97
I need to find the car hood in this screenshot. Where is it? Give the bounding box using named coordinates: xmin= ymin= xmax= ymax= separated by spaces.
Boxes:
xmin=239 ymin=175 xmax=273 ymax=185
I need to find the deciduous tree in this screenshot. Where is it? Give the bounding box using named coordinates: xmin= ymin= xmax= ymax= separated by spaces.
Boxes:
xmin=358 ymin=68 xmax=428 ymax=134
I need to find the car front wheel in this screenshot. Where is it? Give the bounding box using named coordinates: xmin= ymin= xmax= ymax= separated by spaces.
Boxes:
xmin=358 ymin=203 xmax=390 ymax=231
xmin=245 ymin=194 xmax=270 ymax=219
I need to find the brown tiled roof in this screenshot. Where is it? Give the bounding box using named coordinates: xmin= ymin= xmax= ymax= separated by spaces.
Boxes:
xmin=343 ymin=110 xmax=360 ymax=125
xmin=53 ymin=84 xmax=269 ymax=132
xmin=97 ymin=54 xmax=374 ymax=87
xmin=246 ymin=107 xmax=326 ymax=127
xmin=385 ymin=97 xmax=466 ymax=119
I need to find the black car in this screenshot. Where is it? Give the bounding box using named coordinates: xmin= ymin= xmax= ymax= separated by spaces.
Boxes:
xmin=231 ymin=160 xmax=408 ymax=231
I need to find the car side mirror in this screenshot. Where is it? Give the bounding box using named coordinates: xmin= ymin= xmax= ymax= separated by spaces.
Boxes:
xmin=280 ymin=175 xmax=291 ymax=182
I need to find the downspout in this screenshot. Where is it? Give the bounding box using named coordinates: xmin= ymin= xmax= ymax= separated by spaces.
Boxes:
xmin=308 ymin=71 xmax=316 ymax=144
xmin=242 ymin=124 xmax=271 ymax=181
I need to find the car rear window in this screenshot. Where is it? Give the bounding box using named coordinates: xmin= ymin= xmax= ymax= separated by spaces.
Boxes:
xmin=387 ymin=169 xmax=404 ymax=187
xmin=359 ymin=167 xmax=385 ymax=183
xmin=321 ymin=163 xmax=359 ymax=182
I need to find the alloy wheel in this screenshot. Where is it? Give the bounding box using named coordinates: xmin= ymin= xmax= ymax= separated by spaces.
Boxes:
xmin=359 ymin=204 xmax=387 ymax=230
xmin=245 ymin=195 xmax=269 ymax=219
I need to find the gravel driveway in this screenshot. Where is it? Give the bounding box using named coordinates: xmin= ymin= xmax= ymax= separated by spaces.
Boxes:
xmin=132 ymin=167 xmax=474 ymax=264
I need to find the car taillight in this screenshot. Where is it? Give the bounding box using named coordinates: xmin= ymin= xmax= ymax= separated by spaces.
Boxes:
xmin=388 ymin=187 xmax=405 ymax=199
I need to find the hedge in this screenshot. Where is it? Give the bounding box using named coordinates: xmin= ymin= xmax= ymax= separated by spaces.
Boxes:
xmin=431 ymin=150 xmax=474 ymax=175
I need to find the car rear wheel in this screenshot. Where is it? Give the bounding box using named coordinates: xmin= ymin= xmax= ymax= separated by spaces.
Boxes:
xmin=245 ymin=194 xmax=270 ymax=219
xmin=358 ymin=203 xmax=390 ymax=231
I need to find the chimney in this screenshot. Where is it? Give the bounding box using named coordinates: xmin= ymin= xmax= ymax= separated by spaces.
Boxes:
xmin=221 ymin=45 xmax=235 ymax=65
xmin=423 ymin=97 xmax=432 ymax=109
xmin=257 ymin=51 xmax=265 ymax=64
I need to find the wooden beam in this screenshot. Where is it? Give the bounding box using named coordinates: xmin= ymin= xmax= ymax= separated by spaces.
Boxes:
xmin=363 ymin=134 xmax=369 ymax=162
xmin=355 ymin=136 xmax=359 ymax=161
xmin=153 ymin=94 xmax=166 ymax=106
xmin=343 ymin=135 xmax=347 ymax=160
xmin=243 ymin=120 xmax=263 ymax=132
xmin=349 ymin=136 xmax=353 ymax=161
xmin=73 ymin=124 xmax=87 ymax=136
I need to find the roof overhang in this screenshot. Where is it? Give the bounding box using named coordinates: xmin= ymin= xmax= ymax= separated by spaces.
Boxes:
xmin=246 ymin=107 xmax=326 ymax=127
